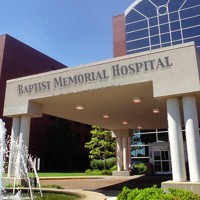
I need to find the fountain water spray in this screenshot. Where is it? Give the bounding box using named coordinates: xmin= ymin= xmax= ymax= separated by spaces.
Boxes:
xmin=0 ymin=119 xmax=6 ymax=195
xmin=0 ymin=119 xmax=43 ymax=199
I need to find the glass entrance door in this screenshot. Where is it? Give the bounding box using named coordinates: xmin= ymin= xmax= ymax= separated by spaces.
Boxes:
xmin=153 ymin=150 xmax=171 ymax=174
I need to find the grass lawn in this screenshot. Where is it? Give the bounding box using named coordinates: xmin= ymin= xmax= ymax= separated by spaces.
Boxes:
xmin=37 ymin=172 xmax=87 ymax=177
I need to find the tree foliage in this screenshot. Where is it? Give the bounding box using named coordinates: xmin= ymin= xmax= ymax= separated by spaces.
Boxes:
xmin=84 ymin=126 xmax=116 ymax=161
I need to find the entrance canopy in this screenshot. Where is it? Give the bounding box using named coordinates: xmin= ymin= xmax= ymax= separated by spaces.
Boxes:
xmin=3 ymin=42 xmax=200 ymax=130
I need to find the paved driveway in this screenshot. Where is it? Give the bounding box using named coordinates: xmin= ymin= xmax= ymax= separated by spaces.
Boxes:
xmin=40 ymin=175 xmax=172 ymax=198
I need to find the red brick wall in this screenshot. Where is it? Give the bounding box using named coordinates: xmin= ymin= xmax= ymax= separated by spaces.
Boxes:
xmin=0 ymin=34 xmax=67 ymax=135
xmin=0 ymin=34 xmax=66 ymax=167
xmin=0 ymin=34 xmax=90 ymax=171
xmin=113 ymin=14 xmax=126 ymax=57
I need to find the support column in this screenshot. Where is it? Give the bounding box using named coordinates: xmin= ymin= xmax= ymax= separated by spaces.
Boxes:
xmin=16 ymin=115 xmax=31 ymax=178
xmin=116 ymin=137 xmax=123 ymax=171
xmin=122 ymin=137 xmax=128 ymax=171
xmin=182 ymin=95 xmax=200 ymax=182
xmin=167 ymin=98 xmax=186 ymax=181
xmin=7 ymin=116 xmax=21 ymax=177
xmin=112 ymin=130 xmax=131 ymax=176
xmin=19 ymin=115 xmax=31 ymax=149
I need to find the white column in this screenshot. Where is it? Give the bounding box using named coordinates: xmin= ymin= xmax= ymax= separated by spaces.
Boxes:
xmin=7 ymin=116 xmax=21 ymax=177
xmin=17 ymin=115 xmax=31 ymax=178
xmin=167 ymin=98 xmax=186 ymax=181
xmin=182 ymin=95 xmax=200 ymax=182
xmin=116 ymin=137 xmax=123 ymax=171
xmin=19 ymin=115 xmax=31 ymax=149
xmin=122 ymin=137 xmax=128 ymax=171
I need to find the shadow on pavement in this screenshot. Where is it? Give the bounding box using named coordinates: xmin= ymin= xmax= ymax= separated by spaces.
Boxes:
xmin=95 ymin=175 xmax=172 ymax=198
xmin=99 ymin=175 xmax=172 ymax=191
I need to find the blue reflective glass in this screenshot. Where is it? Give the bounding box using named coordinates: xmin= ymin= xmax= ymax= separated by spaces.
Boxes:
xmin=183 ymin=26 xmax=200 ymax=38
xmin=127 ymin=47 xmax=150 ymax=54
xmin=149 ymin=18 xmax=158 ymax=26
xmin=151 ymin=44 xmax=160 ymax=50
xmin=127 ymin=29 xmax=148 ymax=41
xmin=181 ymin=7 xmax=200 ymax=18
xmin=172 ymin=40 xmax=182 ymax=46
xmin=169 ymin=12 xmax=179 ymax=21
xmin=125 ymin=0 xmax=200 ymax=54
xmin=126 ymin=20 xmax=147 ymax=32
xmin=151 ymin=36 xmax=160 ymax=45
xmin=162 ymin=42 xmax=171 ymax=47
xmin=170 ymin=22 xmax=181 ymax=31
xmin=127 ymin=38 xmax=149 ymax=49
xmin=182 ymin=17 xmax=200 ymax=29
xmin=161 ymin=34 xmax=171 ymax=43
xmin=150 ymin=27 xmax=159 ymax=36
xmin=172 ymin=31 xmax=182 ymax=41
xmin=159 ymin=15 xmax=169 ymax=24
xmin=160 ymin=24 xmax=170 ymax=33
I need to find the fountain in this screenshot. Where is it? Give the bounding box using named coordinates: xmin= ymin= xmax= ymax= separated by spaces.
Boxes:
xmin=0 ymin=119 xmax=106 ymax=200
xmin=0 ymin=119 xmax=6 ymax=195
xmin=0 ymin=119 xmax=42 ymax=200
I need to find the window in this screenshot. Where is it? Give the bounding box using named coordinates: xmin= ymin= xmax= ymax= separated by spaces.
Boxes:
xmin=125 ymin=0 xmax=200 ymax=54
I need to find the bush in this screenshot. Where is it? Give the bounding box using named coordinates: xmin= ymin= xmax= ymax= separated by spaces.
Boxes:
xmin=90 ymin=157 xmax=116 ymax=170
xmin=41 ymin=184 xmax=64 ymax=189
xmin=85 ymin=169 xmax=103 ymax=175
xmin=106 ymin=157 xmax=116 ymax=169
xmin=109 ymin=165 xmax=117 ymax=172
xmin=134 ymin=163 xmax=147 ymax=175
xmin=117 ymin=187 xmax=132 ymax=200
xmin=168 ymin=188 xmax=200 ymax=200
xmin=85 ymin=169 xmax=111 ymax=175
xmin=90 ymin=159 xmax=104 ymax=170
xmin=86 ymin=157 xmax=117 ymax=175
xmin=117 ymin=186 xmax=200 ymax=200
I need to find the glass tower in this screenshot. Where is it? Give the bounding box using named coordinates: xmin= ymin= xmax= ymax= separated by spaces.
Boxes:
xmin=125 ymin=0 xmax=200 ymax=54
xmin=122 ymin=0 xmax=200 ymax=173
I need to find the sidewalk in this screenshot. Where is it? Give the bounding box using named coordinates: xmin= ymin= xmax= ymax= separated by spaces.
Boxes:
xmin=40 ymin=174 xmax=172 ymax=199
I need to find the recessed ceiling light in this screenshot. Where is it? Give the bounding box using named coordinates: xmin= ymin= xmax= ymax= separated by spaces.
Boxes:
xmin=76 ymin=105 xmax=84 ymax=110
xmin=103 ymin=114 xmax=110 ymax=119
xmin=122 ymin=120 xmax=128 ymax=125
xmin=133 ymin=97 xmax=142 ymax=103
xmin=153 ymin=108 xmax=160 ymax=113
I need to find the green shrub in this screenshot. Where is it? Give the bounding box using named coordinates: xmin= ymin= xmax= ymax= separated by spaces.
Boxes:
xmin=90 ymin=159 xmax=105 ymax=170
xmin=109 ymin=165 xmax=117 ymax=172
xmin=90 ymin=157 xmax=116 ymax=170
xmin=106 ymin=157 xmax=116 ymax=169
xmin=168 ymin=188 xmax=200 ymax=200
xmin=85 ymin=169 xmax=104 ymax=175
xmin=87 ymin=157 xmax=117 ymax=175
xmin=117 ymin=187 xmax=132 ymax=200
xmin=41 ymin=184 xmax=64 ymax=189
xmin=134 ymin=163 xmax=147 ymax=175
xmin=132 ymin=186 xmax=170 ymax=200
xmin=117 ymin=186 xmax=200 ymax=200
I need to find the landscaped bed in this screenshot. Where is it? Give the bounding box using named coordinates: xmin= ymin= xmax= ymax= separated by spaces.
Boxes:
xmin=117 ymin=185 xmax=200 ymax=200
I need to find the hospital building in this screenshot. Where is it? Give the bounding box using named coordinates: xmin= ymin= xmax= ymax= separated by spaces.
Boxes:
xmin=2 ymin=0 xmax=200 ymax=193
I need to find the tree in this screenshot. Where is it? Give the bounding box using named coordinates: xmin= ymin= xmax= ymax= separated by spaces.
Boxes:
xmin=84 ymin=126 xmax=116 ymax=171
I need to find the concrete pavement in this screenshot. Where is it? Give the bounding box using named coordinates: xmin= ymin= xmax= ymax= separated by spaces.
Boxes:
xmin=39 ymin=174 xmax=172 ymax=199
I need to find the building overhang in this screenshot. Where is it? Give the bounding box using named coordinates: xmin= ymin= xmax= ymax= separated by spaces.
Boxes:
xmin=3 ymin=42 xmax=200 ymax=130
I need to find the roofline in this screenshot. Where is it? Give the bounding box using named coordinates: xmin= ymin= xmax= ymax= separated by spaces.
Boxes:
xmin=125 ymin=0 xmax=142 ymax=16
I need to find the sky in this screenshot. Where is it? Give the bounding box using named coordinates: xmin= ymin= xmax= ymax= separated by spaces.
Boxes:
xmin=0 ymin=1 xmax=134 ymax=67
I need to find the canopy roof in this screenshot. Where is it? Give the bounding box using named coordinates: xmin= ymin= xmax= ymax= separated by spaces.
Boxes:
xmin=4 ymin=43 xmax=200 ymax=130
